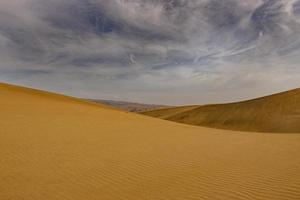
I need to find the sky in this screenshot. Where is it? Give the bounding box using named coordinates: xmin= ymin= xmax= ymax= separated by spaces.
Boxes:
xmin=0 ymin=0 xmax=300 ymax=105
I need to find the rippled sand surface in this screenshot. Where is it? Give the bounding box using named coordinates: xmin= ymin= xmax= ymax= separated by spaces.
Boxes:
xmin=1 ymin=83 xmax=300 ymax=200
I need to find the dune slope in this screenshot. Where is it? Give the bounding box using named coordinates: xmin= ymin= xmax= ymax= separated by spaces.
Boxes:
xmin=143 ymin=88 xmax=300 ymax=133
xmin=1 ymin=83 xmax=300 ymax=200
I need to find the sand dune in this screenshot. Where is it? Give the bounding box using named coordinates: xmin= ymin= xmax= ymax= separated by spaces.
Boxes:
xmin=1 ymin=82 xmax=300 ymax=200
xmin=143 ymin=88 xmax=300 ymax=133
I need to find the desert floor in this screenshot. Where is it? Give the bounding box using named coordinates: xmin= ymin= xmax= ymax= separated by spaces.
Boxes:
xmin=1 ymin=83 xmax=300 ymax=200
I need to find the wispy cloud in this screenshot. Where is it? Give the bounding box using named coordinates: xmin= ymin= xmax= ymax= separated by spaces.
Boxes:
xmin=0 ymin=0 xmax=300 ymax=104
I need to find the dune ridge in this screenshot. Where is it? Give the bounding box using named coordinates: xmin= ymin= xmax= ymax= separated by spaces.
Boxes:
xmin=143 ymin=88 xmax=300 ymax=133
xmin=1 ymin=82 xmax=300 ymax=200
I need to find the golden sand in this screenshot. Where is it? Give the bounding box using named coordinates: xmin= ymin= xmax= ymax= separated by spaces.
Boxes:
xmin=1 ymin=83 xmax=300 ymax=200
xmin=143 ymin=88 xmax=300 ymax=133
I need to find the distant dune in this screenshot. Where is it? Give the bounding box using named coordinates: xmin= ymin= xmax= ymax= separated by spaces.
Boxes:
xmin=1 ymin=82 xmax=300 ymax=200
xmin=143 ymin=88 xmax=300 ymax=133
xmin=86 ymin=99 xmax=169 ymax=112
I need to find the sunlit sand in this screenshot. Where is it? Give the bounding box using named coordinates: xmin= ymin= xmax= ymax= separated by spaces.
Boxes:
xmin=1 ymin=83 xmax=300 ymax=200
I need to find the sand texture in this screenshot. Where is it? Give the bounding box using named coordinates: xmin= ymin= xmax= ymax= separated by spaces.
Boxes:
xmin=143 ymin=88 xmax=300 ymax=133
xmin=1 ymin=83 xmax=300 ymax=200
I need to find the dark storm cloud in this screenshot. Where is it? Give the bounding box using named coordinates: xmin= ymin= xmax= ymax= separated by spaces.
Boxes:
xmin=1 ymin=0 xmax=300 ymax=104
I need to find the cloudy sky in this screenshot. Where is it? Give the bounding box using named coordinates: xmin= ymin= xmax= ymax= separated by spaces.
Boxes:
xmin=0 ymin=0 xmax=300 ymax=105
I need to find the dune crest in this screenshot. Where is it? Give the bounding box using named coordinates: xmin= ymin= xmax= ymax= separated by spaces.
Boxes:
xmin=143 ymin=88 xmax=300 ymax=133
xmin=1 ymin=83 xmax=300 ymax=200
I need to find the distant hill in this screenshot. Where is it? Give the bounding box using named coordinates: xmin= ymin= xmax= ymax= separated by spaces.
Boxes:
xmin=143 ymin=88 xmax=300 ymax=133
xmin=86 ymin=99 xmax=169 ymax=112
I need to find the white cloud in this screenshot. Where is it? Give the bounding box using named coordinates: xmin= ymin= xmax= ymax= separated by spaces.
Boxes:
xmin=0 ymin=0 xmax=300 ymax=104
